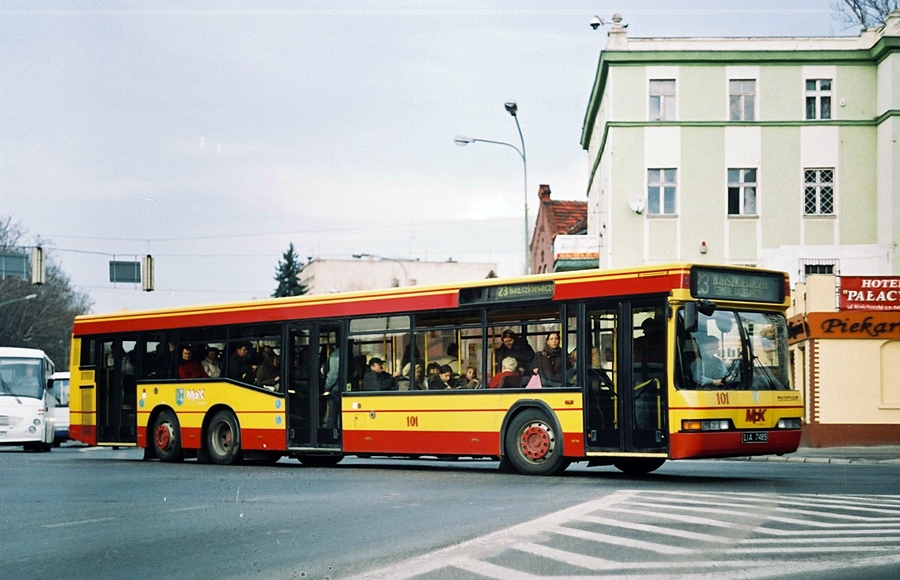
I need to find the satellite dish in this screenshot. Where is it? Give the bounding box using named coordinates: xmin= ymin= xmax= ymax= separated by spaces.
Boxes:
xmin=628 ymin=196 xmax=645 ymax=214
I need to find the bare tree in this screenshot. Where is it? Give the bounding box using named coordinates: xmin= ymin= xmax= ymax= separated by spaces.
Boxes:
xmin=0 ymin=215 xmax=93 ymax=368
xmin=834 ymin=0 xmax=900 ymax=28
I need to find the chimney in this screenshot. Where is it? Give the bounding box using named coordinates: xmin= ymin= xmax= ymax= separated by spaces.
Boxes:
xmin=538 ymin=184 xmax=551 ymax=202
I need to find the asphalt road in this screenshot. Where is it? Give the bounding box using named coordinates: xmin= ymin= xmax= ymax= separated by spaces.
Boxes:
xmin=2 ymin=444 xmax=899 ymax=579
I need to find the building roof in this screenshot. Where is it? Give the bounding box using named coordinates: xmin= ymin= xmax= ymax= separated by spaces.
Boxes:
xmin=537 ymin=184 xmax=587 ymax=239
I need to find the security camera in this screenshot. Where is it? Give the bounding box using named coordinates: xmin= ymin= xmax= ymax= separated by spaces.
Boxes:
xmin=590 ymin=15 xmax=603 ymax=30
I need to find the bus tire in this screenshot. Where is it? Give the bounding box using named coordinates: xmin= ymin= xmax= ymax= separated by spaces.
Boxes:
xmin=153 ymin=409 xmax=184 ymax=463
xmin=504 ymin=409 xmax=568 ymax=476
xmin=297 ymin=454 xmax=343 ymax=467
xmin=613 ymin=458 xmax=666 ymax=475
xmin=207 ymin=410 xmax=243 ymax=465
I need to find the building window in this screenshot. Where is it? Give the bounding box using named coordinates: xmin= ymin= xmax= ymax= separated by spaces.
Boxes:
xmin=647 ymin=169 xmax=677 ymax=215
xmin=729 ymin=79 xmax=755 ymax=121
xmin=649 ymin=80 xmax=676 ymax=121
xmin=804 ymin=168 xmax=834 ymax=215
xmin=805 ymin=79 xmax=831 ymax=120
xmin=727 ymin=168 xmax=757 ymax=216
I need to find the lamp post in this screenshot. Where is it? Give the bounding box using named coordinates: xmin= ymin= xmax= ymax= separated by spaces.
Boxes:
xmin=454 ymin=101 xmax=529 ymax=275
xmin=352 ymin=253 xmax=409 ymax=287
xmin=0 ymin=293 xmax=37 ymax=309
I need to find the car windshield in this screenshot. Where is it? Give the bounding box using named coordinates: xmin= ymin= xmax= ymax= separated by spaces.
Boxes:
xmin=0 ymin=358 xmax=45 ymax=399
xmin=676 ymin=308 xmax=791 ymax=391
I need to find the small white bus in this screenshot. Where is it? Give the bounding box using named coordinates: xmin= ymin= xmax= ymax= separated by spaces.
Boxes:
xmin=0 ymin=347 xmax=56 ymax=451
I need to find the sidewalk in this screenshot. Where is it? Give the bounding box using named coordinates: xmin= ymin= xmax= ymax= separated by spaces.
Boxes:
xmin=735 ymin=445 xmax=900 ymax=465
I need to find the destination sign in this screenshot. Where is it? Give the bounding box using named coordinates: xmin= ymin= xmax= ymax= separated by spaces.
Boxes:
xmin=459 ymin=281 xmax=555 ymax=305
xmin=691 ymin=267 xmax=784 ymax=304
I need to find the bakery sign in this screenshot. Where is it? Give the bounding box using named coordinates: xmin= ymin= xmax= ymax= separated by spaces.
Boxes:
xmin=839 ymin=276 xmax=900 ymax=311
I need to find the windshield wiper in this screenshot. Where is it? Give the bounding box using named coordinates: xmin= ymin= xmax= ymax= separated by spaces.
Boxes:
xmin=0 ymin=375 xmax=22 ymax=404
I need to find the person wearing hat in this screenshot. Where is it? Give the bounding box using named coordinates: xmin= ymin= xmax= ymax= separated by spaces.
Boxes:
xmin=691 ymin=334 xmax=727 ymax=388
xmin=362 ymin=357 xmax=396 ymax=391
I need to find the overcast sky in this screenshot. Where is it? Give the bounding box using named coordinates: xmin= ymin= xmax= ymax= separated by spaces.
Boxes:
xmin=1 ymin=1 xmax=855 ymax=314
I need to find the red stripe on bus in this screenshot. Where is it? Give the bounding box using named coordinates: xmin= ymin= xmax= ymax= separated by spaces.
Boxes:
xmin=669 ymin=430 xmax=801 ymax=459
xmin=342 ymin=429 xmax=585 ymax=457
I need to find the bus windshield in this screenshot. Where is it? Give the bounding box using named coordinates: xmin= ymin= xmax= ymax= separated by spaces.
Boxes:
xmin=677 ymin=308 xmax=790 ymax=391
xmin=0 ymin=358 xmax=45 ymax=399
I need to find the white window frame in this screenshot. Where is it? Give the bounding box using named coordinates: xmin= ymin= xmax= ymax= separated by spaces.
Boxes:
xmin=647 ymin=168 xmax=677 ymax=216
xmin=649 ymin=79 xmax=676 ymax=121
xmin=804 ymin=168 xmax=834 ymax=216
xmin=805 ymin=79 xmax=832 ymax=120
xmin=727 ymin=168 xmax=757 ymax=216
xmin=729 ymin=79 xmax=756 ymax=121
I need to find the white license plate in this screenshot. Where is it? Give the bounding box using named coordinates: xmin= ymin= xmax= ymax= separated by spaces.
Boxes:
xmin=742 ymin=431 xmax=768 ymax=444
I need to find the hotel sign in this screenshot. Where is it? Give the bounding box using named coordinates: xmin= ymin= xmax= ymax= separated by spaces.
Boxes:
xmin=839 ymin=276 xmax=900 ymax=311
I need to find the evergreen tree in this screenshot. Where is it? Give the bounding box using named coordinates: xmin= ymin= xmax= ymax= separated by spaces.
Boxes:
xmin=272 ymin=242 xmax=307 ymax=297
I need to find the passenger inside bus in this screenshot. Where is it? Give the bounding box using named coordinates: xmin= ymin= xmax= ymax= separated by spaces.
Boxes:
xmin=227 ymin=342 xmax=255 ymax=384
xmin=488 ymin=357 xmax=520 ymax=389
xmin=458 ymin=366 xmax=480 ymax=389
xmin=177 ymin=345 xmax=208 ymax=379
xmin=494 ymin=329 xmax=535 ymax=378
xmin=254 ymin=351 xmax=280 ymax=391
xmin=532 ymin=331 xmax=571 ymax=387
xmin=201 ymin=347 xmax=222 ymax=378
xmin=362 ymin=357 xmax=396 ymax=391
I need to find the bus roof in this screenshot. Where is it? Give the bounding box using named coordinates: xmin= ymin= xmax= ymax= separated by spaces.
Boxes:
xmin=0 ymin=347 xmax=51 ymax=359
xmin=72 ymin=263 xmax=787 ymax=336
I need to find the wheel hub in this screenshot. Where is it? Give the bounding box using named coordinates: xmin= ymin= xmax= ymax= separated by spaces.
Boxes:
xmin=520 ymin=423 xmax=552 ymax=460
xmin=156 ymin=422 xmax=174 ymax=451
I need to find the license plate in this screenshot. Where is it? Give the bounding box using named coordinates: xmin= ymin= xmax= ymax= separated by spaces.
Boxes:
xmin=742 ymin=431 xmax=768 ymax=444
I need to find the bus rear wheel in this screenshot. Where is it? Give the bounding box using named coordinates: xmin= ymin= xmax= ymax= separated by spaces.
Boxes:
xmin=504 ymin=409 xmax=569 ymax=476
xmin=207 ymin=410 xmax=243 ymax=465
xmin=153 ymin=409 xmax=184 ymax=463
xmin=613 ymin=457 xmax=666 ymax=475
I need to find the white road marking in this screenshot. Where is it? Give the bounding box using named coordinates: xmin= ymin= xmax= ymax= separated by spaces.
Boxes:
xmin=43 ymin=517 xmax=115 ymax=528
xmin=349 ymin=490 xmax=900 ymax=579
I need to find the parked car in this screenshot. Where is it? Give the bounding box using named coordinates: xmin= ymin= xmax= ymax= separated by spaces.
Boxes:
xmin=50 ymin=371 xmax=70 ymax=446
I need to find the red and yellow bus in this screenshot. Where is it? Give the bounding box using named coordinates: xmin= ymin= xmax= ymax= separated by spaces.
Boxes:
xmin=69 ymin=263 xmax=802 ymax=475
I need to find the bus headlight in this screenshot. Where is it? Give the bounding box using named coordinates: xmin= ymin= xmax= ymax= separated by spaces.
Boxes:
xmin=682 ymin=419 xmax=731 ymax=432
xmin=28 ymin=426 xmax=36 ymax=433
xmin=33 ymin=419 xmax=42 ymax=426
xmin=777 ymin=418 xmax=802 ymax=429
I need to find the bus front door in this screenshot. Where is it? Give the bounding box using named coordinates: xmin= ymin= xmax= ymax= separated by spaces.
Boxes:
xmin=585 ymin=303 xmax=668 ymax=454
xmin=287 ymin=325 xmax=341 ymax=449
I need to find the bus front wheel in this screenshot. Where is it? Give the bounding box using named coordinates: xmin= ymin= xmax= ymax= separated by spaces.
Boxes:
xmin=504 ymin=409 xmax=569 ymax=476
xmin=207 ymin=410 xmax=243 ymax=465
xmin=153 ymin=409 xmax=184 ymax=463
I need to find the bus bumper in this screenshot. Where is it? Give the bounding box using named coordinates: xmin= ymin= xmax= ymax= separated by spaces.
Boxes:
xmin=669 ymin=429 xmax=802 ymax=460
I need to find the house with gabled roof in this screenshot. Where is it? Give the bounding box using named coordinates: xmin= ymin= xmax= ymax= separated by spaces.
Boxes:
xmin=529 ymin=184 xmax=594 ymax=274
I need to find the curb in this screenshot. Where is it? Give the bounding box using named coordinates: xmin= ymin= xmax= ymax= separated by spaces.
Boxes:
xmin=727 ymin=455 xmax=900 ymax=465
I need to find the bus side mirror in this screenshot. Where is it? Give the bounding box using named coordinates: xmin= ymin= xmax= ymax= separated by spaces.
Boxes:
xmin=684 ymin=303 xmax=698 ymax=333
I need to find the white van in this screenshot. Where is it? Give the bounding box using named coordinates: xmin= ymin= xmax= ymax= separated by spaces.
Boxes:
xmin=50 ymin=371 xmax=70 ymax=446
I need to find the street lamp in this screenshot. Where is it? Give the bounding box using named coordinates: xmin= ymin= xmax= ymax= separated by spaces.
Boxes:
xmin=454 ymin=101 xmax=529 ymax=275
xmin=0 ymin=293 xmax=37 ymax=309
xmin=352 ymin=253 xmax=409 ymax=287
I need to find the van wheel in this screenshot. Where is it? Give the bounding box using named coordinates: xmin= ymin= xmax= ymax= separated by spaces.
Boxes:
xmin=153 ymin=409 xmax=184 ymax=463
xmin=504 ymin=409 xmax=569 ymax=475
xmin=207 ymin=410 xmax=243 ymax=465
